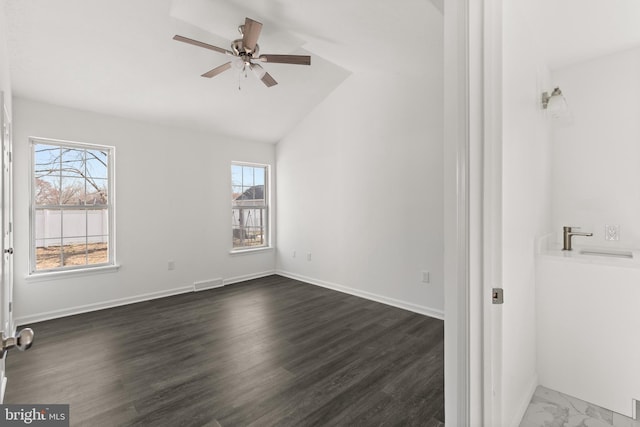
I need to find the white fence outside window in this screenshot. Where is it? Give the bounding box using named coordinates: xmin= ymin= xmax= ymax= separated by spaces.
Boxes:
xmin=34 ymin=209 xmax=108 ymax=247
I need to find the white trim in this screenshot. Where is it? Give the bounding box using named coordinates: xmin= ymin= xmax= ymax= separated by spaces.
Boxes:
xmin=482 ymin=0 xmax=503 ymax=424
xmin=0 ymin=375 xmax=6 ymax=404
xmin=276 ymin=270 xmax=444 ymax=320
xmin=223 ymin=270 xmax=276 ymax=286
xmin=510 ymin=374 xmax=539 ymax=427
xmin=25 ymin=264 xmax=120 ymax=282
xmin=444 ymin=0 xmax=473 ymax=424
xmin=193 ymin=278 xmax=224 ymax=292
xmin=229 ymin=246 xmax=273 ymax=256
xmin=28 ymin=136 xmax=117 ymax=275
xmin=230 ymin=161 xmax=271 ymax=250
xmin=16 ymin=272 xmax=277 ymax=325
xmin=14 ymin=285 xmax=192 ymax=326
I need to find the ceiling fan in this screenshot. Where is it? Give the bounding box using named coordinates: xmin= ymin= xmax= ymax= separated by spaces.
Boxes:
xmin=173 ymin=17 xmax=311 ymax=88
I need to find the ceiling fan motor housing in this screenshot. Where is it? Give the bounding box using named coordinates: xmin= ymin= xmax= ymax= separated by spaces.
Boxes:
xmin=232 ymin=39 xmax=259 ymax=57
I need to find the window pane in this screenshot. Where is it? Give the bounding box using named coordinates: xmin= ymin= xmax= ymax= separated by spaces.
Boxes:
xmin=60 ymin=177 xmax=85 ymax=205
xmin=243 ymin=166 xmax=256 ymax=186
xmin=231 ymin=163 xmax=268 ymax=250
xmin=60 ymin=147 xmax=85 ymax=178
xmin=35 ymin=209 xmax=62 ymax=240
xmin=86 ymin=149 xmax=108 ymax=179
xmin=62 ymin=238 xmax=87 ymax=266
xmin=34 ymin=144 xmax=61 ymax=177
xmin=231 ymin=165 xmax=243 ymax=187
xmin=62 ymin=210 xmax=87 ymax=239
xmin=232 ymin=185 xmax=243 ymax=202
xmin=87 ymin=209 xmax=108 ymax=237
xmin=254 ymin=169 xmax=265 ymax=186
xmin=31 ymin=139 xmax=114 ymax=274
xmin=35 ymin=239 xmax=62 ymax=270
xmin=88 ymin=238 xmax=109 ymax=265
xmin=34 ymin=176 xmax=60 ymax=205
xmin=232 ymin=207 xmax=266 ymax=248
xmin=86 ymin=178 xmax=108 ymax=205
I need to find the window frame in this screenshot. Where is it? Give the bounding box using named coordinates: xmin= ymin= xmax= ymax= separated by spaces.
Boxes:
xmin=29 ymin=137 xmax=116 ymax=275
xmin=230 ymin=161 xmax=270 ymax=253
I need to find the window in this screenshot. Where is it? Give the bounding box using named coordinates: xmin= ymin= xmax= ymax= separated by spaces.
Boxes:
xmin=231 ymin=162 xmax=269 ymax=250
xmin=31 ymin=138 xmax=114 ymax=273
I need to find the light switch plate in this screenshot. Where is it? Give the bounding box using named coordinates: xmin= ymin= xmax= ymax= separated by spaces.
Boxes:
xmin=605 ymin=225 xmax=620 ymax=241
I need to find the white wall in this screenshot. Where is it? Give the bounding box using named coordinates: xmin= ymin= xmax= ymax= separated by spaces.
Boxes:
xmin=0 ymin=2 xmax=10 ymax=112
xmin=275 ymin=35 xmax=444 ymax=318
xmin=550 ymin=48 xmax=640 ymax=249
xmin=502 ymin=2 xmax=553 ymax=424
xmin=12 ymin=98 xmax=276 ymax=323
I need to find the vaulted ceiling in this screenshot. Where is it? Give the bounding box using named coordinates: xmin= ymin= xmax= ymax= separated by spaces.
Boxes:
xmin=5 ymin=0 xmax=442 ymax=143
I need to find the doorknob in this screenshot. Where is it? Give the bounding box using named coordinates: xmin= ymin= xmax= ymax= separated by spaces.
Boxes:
xmin=3 ymin=248 xmax=13 ymax=255
xmin=1 ymin=328 xmax=34 ymax=357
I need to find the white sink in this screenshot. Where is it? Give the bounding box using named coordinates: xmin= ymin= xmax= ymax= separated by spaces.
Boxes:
xmin=579 ymin=249 xmax=633 ymax=259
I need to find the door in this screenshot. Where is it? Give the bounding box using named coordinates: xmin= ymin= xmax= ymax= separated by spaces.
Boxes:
xmin=0 ymin=92 xmax=14 ymax=401
xmin=2 ymin=95 xmax=13 ymax=336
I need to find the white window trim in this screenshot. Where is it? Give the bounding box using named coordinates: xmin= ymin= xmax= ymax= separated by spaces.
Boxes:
xmin=230 ymin=161 xmax=271 ymax=253
xmin=28 ymin=136 xmax=117 ymax=276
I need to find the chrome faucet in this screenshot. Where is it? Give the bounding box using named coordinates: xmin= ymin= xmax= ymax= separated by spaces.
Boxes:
xmin=563 ymin=226 xmax=593 ymax=251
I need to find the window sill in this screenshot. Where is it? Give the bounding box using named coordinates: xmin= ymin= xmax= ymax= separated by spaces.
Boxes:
xmin=25 ymin=264 xmax=121 ymax=283
xmin=229 ymin=246 xmax=273 ymax=256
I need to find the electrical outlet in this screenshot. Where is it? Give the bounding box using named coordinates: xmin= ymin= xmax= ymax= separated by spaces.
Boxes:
xmin=292 ymin=250 xmax=296 ymax=258
xmin=421 ymin=271 xmax=430 ymax=283
xmin=307 ymin=252 xmax=312 ymax=261
xmin=605 ymin=225 xmax=620 ymax=241
xmin=168 ymin=260 xmax=175 ymax=270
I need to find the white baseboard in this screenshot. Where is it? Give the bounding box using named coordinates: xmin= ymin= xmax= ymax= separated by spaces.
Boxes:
xmin=14 ymin=285 xmax=193 ymax=326
xmin=194 ymin=278 xmax=224 ymax=292
xmin=510 ymin=373 xmax=539 ymax=427
xmin=276 ymin=270 xmax=444 ymax=320
xmin=15 ymin=271 xmax=278 ymax=326
xmin=223 ymin=270 xmax=276 ymax=286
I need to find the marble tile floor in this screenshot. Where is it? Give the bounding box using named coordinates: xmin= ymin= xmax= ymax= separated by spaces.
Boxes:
xmin=520 ymin=386 xmax=640 ymax=427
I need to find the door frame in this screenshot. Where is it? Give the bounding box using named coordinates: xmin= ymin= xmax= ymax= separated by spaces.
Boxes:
xmin=481 ymin=0 xmax=503 ymax=424
xmin=444 ymin=0 xmax=502 ymax=424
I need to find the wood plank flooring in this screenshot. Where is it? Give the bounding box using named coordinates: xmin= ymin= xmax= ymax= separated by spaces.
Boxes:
xmin=5 ymin=275 xmax=444 ymax=426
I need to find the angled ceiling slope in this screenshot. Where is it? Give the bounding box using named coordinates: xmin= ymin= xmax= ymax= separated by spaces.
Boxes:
xmin=5 ymin=0 xmax=442 ymax=143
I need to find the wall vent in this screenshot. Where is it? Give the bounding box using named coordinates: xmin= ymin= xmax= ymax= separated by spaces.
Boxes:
xmin=193 ymin=278 xmax=224 ymax=292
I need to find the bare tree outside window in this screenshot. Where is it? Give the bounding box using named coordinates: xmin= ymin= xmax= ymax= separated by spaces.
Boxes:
xmin=32 ymin=140 xmax=113 ymax=272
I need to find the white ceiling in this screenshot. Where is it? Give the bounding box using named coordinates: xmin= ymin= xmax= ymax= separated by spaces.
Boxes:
xmin=522 ymin=0 xmax=640 ymax=70
xmin=4 ymin=0 xmax=442 ymax=144
xmin=6 ymin=1 xmax=640 ymax=143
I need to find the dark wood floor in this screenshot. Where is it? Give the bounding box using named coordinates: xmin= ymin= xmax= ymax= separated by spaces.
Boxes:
xmin=5 ymin=275 xmax=444 ymax=427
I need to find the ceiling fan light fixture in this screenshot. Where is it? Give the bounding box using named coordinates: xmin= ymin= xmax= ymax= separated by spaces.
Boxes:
xmin=251 ymin=63 xmax=267 ymax=79
xmin=231 ymin=57 xmax=245 ymax=71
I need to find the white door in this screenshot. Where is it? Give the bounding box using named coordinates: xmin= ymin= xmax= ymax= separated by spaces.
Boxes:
xmin=2 ymin=95 xmax=13 ymax=336
xmin=0 ymin=92 xmax=14 ymax=402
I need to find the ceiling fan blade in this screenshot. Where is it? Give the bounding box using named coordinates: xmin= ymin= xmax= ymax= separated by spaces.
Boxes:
xmin=260 ymin=72 xmax=278 ymax=87
xmin=258 ymin=54 xmax=311 ymax=65
xmin=250 ymin=63 xmax=277 ymax=87
xmin=242 ymin=17 xmax=263 ymax=53
xmin=201 ymin=62 xmax=232 ymax=78
xmin=173 ymin=35 xmax=233 ymax=55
